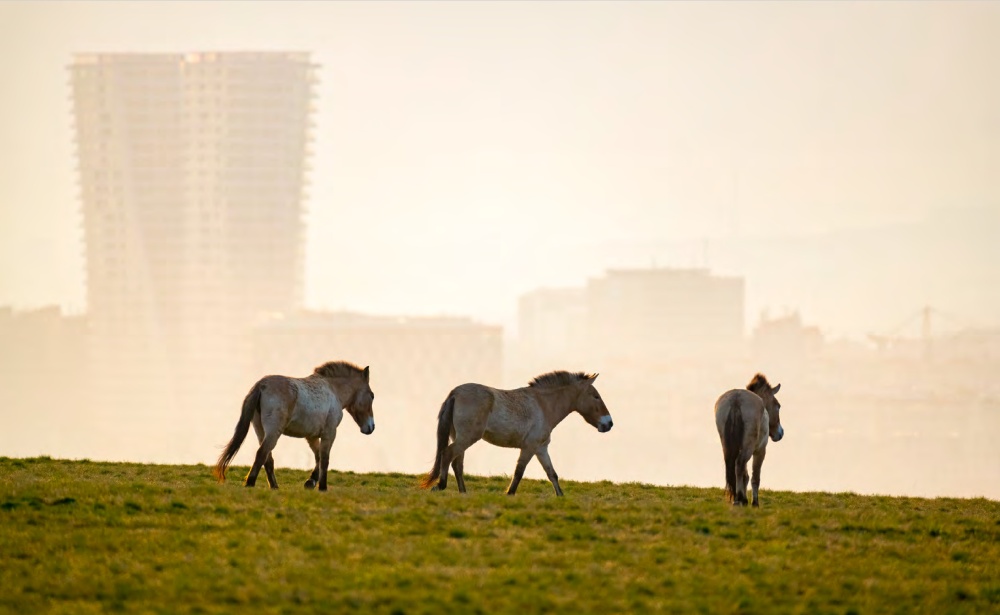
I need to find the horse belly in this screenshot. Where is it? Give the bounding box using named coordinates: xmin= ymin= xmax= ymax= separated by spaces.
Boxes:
xmin=283 ymin=408 xmax=339 ymax=438
xmin=282 ymin=418 xmax=323 ymax=439
xmin=482 ymin=412 xmax=527 ymax=448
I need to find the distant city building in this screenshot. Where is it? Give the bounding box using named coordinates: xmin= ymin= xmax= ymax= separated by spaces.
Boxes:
xmin=251 ymin=311 xmax=503 ymax=410
xmin=69 ymin=52 xmax=317 ymax=419
xmin=517 ymin=268 xmax=745 ymax=366
xmin=587 ymin=268 xmax=744 ymax=363
xmin=517 ymin=287 xmax=588 ymax=362
xmin=0 ymin=307 xmax=88 ymax=455
xmin=752 ymin=311 xmax=824 ymax=363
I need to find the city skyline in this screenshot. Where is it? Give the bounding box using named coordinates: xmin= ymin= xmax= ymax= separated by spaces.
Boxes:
xmin=1 ymin=2 xmax=998 ymax=339
xmin=0 ymin=3 xmax=997 ymax=500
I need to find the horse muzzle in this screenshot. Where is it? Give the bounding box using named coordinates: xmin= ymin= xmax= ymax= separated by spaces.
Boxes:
xmin=597 ymin=416 xmax=614 ymax=433
xmin=772 ymin=425 xmax=784 ymax=442
xmin=360 ymin=418 xmax=375 ymax=435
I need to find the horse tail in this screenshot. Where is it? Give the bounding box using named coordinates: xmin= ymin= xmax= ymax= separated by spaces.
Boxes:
xmin=723 ymin=398 xmax=744 ymax=504
xmin=213 ymin=381 xmax=262 ymax=483
xmin=419 ymin=393 xmax=456 ymax=489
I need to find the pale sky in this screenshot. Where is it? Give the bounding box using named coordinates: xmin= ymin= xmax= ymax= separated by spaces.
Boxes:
xmin=1 ymin=1 xmax=998 ymax=334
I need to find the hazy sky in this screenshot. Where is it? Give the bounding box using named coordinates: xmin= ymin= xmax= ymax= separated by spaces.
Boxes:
xmin=1 ymin=1 xmax=998 ymax=333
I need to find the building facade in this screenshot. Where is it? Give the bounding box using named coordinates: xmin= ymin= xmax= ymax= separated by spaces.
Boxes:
xmin=516 ymin=287 xmax=588 ymax=363
xmin=586 ymin=268 xmax=744 ymax=364
xmin=517 ymin=267 xmax=745 ymax=368
xmin=0 ymin=307 xmax=89 ymax=456
xmin=70 ymin=52 xmax=316 ymax=428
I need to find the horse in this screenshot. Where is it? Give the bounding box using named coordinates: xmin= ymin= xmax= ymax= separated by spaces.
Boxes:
xmin=715 ymin=373 xmax=784 ymax=507
xmin=419 ymin=371 xmax=613 ymax=496
xmin=213 ymin=361 xmax=375 ymax=491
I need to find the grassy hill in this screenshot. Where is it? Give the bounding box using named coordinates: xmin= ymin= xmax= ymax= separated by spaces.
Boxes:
xmin=1 ymin=457 xmax=997 ymax=614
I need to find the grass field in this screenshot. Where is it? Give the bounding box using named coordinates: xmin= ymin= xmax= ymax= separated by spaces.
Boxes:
xmin=1 ymin=457 xmax=998 ymax=614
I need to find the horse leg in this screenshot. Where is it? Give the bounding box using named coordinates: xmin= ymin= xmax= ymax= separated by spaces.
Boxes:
xmin=535 ymin=445 xmax=563 ymax=496
xmin=249 ymin=413 xmax=279 ymax=488
xmin=245 ymin=430 xmax=281 ymax=488
xmin=264 ymin=452 xmax=279 ymax=489
xmin=451 ymin=451 xmax=467 ymax=493
xmin=751 ymin=447 xmax=766 ymax=508
xmin=317 ymin=430 xmax=336 ymax=492
xmin=733 ymin=455 xmax=749 ymax=506
xmin=435 ymin=435 xmax=480 ymax=492
xmin=258 ymin=416 xmax=278 ymax=489
xmin=304 ymin=437 xmax=321 ymax=489
xmin=434 ymin=443 xmax=458 ymax=491
xmin=506 ymin=448 xmax=535 ymax=496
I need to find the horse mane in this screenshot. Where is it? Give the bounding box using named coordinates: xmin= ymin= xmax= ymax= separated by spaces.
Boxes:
xmin=313 ymin=361 xmax=365 ymax=379
xmin=528 ymin=370 xmax=595 ymax=388
xmin=746 ymin=373 xmax=771 ymax=395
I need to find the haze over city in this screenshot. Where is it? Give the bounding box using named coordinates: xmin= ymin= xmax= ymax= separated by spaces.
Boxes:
xmin=1 ymin=2 xmax=998 ymax=500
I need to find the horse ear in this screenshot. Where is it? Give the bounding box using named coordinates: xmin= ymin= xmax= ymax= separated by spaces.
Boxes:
xmin=771 ymin=383 xmax=780 ymax=394
xmin=588 ymin=373 xmax=599 ymax=383
xmin=363 ymin=366 xmax=370 ymax=382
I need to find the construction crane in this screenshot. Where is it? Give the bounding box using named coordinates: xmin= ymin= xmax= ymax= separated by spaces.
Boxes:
xmin=868 ymin=306 xmax=974 ymax=355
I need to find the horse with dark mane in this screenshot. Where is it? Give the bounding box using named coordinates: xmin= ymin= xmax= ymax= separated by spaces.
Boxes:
xmin=715 ymin=373 xmax=784 ymax=507
xmin=214 ymin=361 xmax=375 ymax=491
xmin=420 ymin=370 xmax=614 ymax=496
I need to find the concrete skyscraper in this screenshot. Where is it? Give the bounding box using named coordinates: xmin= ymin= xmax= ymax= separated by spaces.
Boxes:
xmin=70 ymin=52 xmax=316 ymax=438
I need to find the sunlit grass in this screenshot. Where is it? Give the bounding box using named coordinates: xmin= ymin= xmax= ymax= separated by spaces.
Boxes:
xmin=1 ymin=457 xmax=998 ymax=614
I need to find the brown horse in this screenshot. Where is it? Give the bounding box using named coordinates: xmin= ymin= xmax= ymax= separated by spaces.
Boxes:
xmin=213 ymin=361 xmax=375 ymax=491
xmin=715 ymin=373 xmax=784 ymax=507
xmin=420 ymin=371 xmax=613 ymax=496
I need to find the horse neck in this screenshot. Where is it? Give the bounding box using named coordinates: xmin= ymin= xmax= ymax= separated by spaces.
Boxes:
xmin=317 ymin=375 xmax=352 ymax=409
xmin=533 ymin=387 xmax=577 ymax=430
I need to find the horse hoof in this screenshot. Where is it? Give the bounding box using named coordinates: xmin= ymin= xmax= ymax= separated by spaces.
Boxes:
xmin=318 ymin=485 xmax=328 ymax=492
xmin=304 ymin=480 xmax=316 ymax=489
xmin=752 ymin=501 xmax=759 ymax=508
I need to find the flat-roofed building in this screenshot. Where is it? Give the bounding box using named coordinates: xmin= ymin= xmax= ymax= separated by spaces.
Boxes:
xmin=587 ymin=267 xmax=744 ymax=364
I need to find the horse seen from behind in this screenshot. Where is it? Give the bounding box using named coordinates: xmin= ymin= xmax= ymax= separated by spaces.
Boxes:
xmin=213 ymin=361 xmax=375 ymax=491
xmin=715 ymin=373 xmax=784 ymax=507
xmin=420 ymin=371 xmax=614 ymax=496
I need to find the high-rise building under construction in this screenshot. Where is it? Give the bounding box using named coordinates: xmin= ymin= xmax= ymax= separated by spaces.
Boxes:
xmin=70 ymin=52 xmax=316 ymax=433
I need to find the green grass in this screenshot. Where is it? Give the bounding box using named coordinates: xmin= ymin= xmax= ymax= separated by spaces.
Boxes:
xmin=1 ymin=457 xmax=998 ymax=614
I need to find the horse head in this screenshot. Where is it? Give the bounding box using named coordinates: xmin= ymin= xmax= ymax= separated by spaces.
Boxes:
xmin=345 ymin=365 xmax=375 ymax=435
xmin=749 ymin=373 xmax=783 ymax=442
xmin=574 ymin=373 xmax=613 ymax=433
